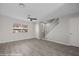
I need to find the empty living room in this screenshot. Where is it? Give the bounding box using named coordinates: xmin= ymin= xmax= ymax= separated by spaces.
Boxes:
xmin=0 ymin=2 xmax=79 ymax=56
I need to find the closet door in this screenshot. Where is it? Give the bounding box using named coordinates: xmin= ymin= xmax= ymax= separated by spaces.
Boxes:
xmin=70 ymin=17 xmax=79 ymax=47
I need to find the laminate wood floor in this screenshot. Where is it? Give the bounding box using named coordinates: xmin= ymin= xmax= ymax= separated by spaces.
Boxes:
xmin=0 ymin=38 xmax=79 ymax=56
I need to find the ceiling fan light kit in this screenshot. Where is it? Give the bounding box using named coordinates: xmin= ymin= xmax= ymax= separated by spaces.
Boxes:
xmin=27 ymin=15 xmax=37 ymax=21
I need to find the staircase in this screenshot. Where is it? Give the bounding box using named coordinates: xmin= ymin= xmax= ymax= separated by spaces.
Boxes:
xmin=45 ymin=18 xmax=59 ymax=34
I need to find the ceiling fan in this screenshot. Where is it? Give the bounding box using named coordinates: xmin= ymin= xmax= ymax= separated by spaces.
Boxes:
xmin=27 ymin=15 xmax=37 ymax=21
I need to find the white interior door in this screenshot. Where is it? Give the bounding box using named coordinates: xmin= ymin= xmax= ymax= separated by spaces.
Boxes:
xmin=70 ymin=17 xmax=79 ymax=47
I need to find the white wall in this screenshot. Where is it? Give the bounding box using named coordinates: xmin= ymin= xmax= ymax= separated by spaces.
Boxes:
xmin=46 ymin=17 xmax=70 ymax=45
xmin=0 ymin=15 xmax=35 ymax=43
xmin=46 ymin=12 xmax=79 ymax=47
xmin=34 ymin=23 xmax=40 ymax=39
xmin=45 ymin=3 xmax=79 ymax=46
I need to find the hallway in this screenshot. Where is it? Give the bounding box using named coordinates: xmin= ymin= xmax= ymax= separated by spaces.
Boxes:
xmin=0 ymin=38 xmax=79 ymax=56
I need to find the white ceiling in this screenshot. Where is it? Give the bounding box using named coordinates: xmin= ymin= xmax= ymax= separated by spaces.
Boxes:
xmin=41 ymin=3 xmax=79 ymax=21
xmin=0 ymin=3 xmax=64 ymax=21
xmin=46 ymin=3 xmax=79 ymax=18
xmin=0 ymin=3 xmax=79 ymax=22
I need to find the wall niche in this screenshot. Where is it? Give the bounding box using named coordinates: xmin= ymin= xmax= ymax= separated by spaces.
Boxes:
xmin=13 ymin=23 xmax=28 ymax=33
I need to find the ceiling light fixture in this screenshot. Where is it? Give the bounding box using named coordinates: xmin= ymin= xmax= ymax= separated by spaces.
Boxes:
xmin=19 ymin=3 xmax=25 ymax=8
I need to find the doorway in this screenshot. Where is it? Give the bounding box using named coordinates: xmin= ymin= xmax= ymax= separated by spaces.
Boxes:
xmin=70 ymin=17 xmax=79 ymax=47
